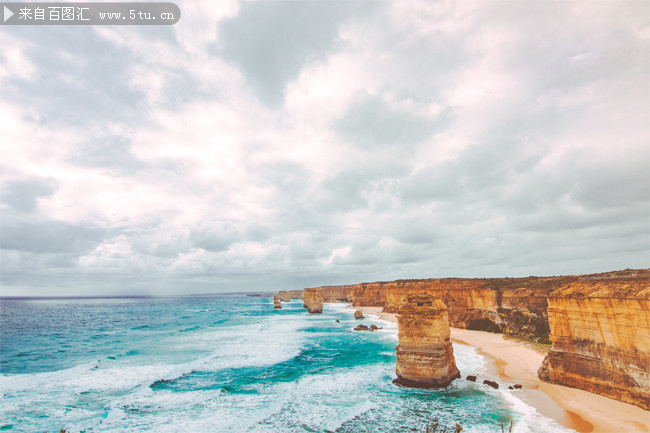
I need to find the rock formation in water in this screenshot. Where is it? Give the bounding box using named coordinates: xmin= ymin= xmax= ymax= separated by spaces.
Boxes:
xmin=303 ymin=288 xmax=323 ymax=314
xmin=538 ymin=277 xmax=650 ymax=410
xmin=394 ymin=292 xmax=460 ymax=388
xmin=354 ymin=324 xmax=382 ymax=332
xmin=273 ymin=295 xmax=282 ymax=309
xmin=354 ymin=310 xmax=364 ymax=319
xmin=278 ymin=290 xmax=291 ymax=302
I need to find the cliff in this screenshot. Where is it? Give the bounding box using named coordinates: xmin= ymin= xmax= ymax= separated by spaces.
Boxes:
xmin=395 ymin=293 xmax=460 ymax=388
xmin=318 ymin=285 xmax=356 ymax=303
xmin=308 ymin=276 xmax=579 ymax=341
xmin=307 ymin=270 xmax=648 ymax=341
xmin=538 ymin=277 xmax=650 ymax=410
xmin=301 ymin=269 xmax=649 ymax=407
xmin=284 ymin=289 xmax=303 ymax=299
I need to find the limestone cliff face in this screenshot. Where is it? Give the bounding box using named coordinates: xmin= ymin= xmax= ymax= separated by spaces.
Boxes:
xmin=303 ymin=288 xmax=323 ymax=314
xmin=278 ymin=290 xmax=291 ymax=302
xmin=285 ymin=289 xmax=303 ymax=299
xmin=319 ymin=285 xmax=356 ymax=303
xmin=309 ymin=276 xmax=573 ymax=340
xmin=395 ymin=293 xmax=460 ymax=388
xmin=273 ymin=295 xmax=282 ymax=309
xmin=300 ymin=285 xmax=353 ymax=306
xmin=538 ymin=278 xmax=650 ymax=410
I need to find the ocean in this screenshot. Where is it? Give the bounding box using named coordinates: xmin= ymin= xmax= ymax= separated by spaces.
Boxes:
xmin=0 ymin=295 xmax=573 ymax=432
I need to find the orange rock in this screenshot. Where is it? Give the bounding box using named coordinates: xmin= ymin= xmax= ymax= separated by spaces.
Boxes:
xmin=304 ymin=284 xmax=355 ymax=303
xmin=307 ymin=271 xmax=647 ymax=340
xmin=394 ymin=292 xmax=460 ymax=388
xmin=305 ymin=269 xmax=650 ymax=404
xmin=303 ymin=288 xmax=323 ymax=314
xmin=538 ymin=279 xmax=650 ymax=410
xmin=273 ymin=295 xmax=282 ymax=309
xmin=306 ymin=277 xmax=561 ymax=339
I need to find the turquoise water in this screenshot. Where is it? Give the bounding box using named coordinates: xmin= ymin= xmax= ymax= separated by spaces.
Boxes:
xmin=0 ymin=295 xmax=572 ymax=432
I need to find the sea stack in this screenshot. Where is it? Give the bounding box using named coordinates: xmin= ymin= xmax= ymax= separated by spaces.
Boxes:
xmin=278 ymin=290 xmax=291 ymax=302
xmin=394 ymin=292 xmax=460 ymax=388
xmin=538 ymin=278 xmax=650 ymax=409
xmin=303 ymin=288 xmax=323 ymax=314
xmin=273 ymin=295 xmax=282 ymax=309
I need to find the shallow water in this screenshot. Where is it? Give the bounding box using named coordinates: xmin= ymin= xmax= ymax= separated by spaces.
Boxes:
xmin=0 ymin=295 xmax=573 ymax=432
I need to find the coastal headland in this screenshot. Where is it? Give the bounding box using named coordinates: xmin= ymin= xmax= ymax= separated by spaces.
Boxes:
xmin=353 ymin=306 xmax=649 ymax=433
xmin=290 ymin=269 xmax=649 ymax=432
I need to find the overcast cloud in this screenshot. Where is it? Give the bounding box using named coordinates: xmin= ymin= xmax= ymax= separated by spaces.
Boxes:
xmin=1 ymin=0 xmax=648 ymax=296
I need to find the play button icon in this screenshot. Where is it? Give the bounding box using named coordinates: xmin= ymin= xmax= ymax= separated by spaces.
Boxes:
xmin=4 ymin=6 xmax=14 ymax=22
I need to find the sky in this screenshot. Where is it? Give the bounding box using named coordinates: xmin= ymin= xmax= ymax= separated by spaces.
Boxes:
xmin=0 ymin=0 xmax=648 ymax=296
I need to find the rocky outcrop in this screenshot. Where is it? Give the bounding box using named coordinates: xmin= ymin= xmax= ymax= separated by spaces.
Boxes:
xmin=306 ymin=273 xmax=632 ymax=341
xmin=354 ymin=324 xmax=382 ymax=331
xmin=302 ymin=288 xmax=316 ymax=308
xmin=354 ymin=310 xmax=364 ymax=319
xmin=278 ymin=290 xmax=291 ymax=302
xmin=273 ymin=296 xmax=281 ymax=309
xmin=483 ymin=380 xmax=499 ymax=389
xmin=538 ymin=278 xmax=650 ymax=410
xmin=303 ymin=288 xmax=323 ymax=314
xmin=309 ymin=278 xmax=552 ymax=339
xmin=301 ymin=270 xmax=648 ymax=406
xmin=395 ymin=293 xmax=460 ymax=388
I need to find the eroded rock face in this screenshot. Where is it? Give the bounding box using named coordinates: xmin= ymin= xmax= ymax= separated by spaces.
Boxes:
xmin=302 ymin=285 xmax=355 ymax=302
xmin=284 ymin=289 xmax=304 ymax=299
xmin=307 ymin=277 xmax=572 ymax=340
xmin=538 ymin=279 xmax=650 ymax=410
xmin=273 ymin=296 xmax=282 ymax=309
xmin=395 ymin=293 xmax=460 ymax=388
xmin=278 ymin=290 xmax=291 ymax=302
xmin=303 ymin=288 xmax=323 ymax=314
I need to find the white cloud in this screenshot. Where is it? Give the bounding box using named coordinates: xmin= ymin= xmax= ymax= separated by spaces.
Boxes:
xmin=0 ymin=34 xmax=36 ymax=82
xmin=0 ymin=0 xmax=648 ymax=296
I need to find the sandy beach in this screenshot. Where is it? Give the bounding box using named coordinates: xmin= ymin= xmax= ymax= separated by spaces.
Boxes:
xmin=350 ymin=306 xmax=649 ymax=433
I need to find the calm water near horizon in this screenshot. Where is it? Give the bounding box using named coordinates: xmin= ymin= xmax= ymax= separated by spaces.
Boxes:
xmin=0 ymin=295 xmax=572 ymax=432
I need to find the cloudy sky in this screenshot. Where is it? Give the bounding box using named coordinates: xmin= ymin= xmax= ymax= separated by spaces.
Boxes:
xmin=1 ymin=0 xmax=648 ymax=296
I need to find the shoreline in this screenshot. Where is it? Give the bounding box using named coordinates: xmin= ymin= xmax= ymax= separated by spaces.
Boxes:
xmin=349 ymin=305 xmax=649 ymax=433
